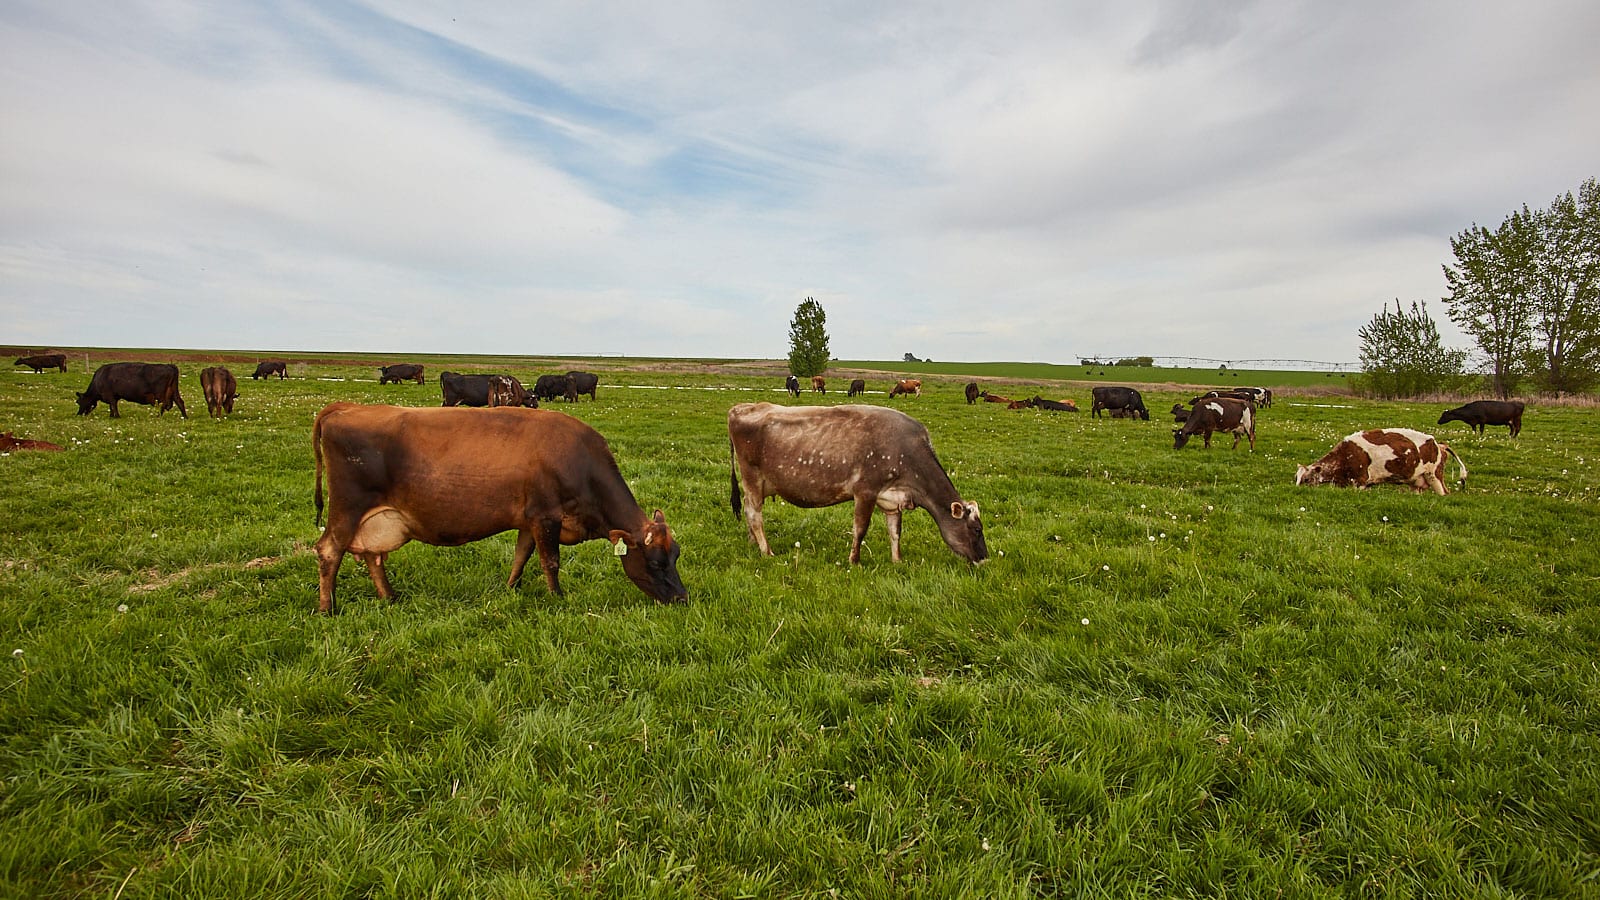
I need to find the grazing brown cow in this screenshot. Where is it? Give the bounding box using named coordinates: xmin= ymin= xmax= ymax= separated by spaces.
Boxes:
xmin=75 ymin=363 xmax=186 ymax=418
xmin=888 ymin=379 xmax=922 ymax=399
xmin=848 ymin=379 xmax=867 ymax=397
xmin=0 ymin=432 xmax=64 ymax=452
xmin=486 ymin=375 xmax=533 ymax=408
xmin=1174 ymin=397 xmax=1255 ymax=450
xmin=313 ymin=403 xmax=686 ymax=614
xmin=251 ymin=361 xmax=287 ymax=380
xmin=14 ymin=353 xmax=67 ymax=373
xmin=1438 ymin=400 xmax=1524 ymax=437
xmin=378 ymin=364 xmax=425 ymax=385
xmin=811 ymin=375 xmax=826 ymax=393
xmin=1296 ymin=428 xmax=1466 ymax=495
xmin=199 ymin=366 xmax=238 ymax=418
xmin=727 ymin=403 xmax=986 ymax=565
xmin=964 ymin=382 xmax=980 ymax=404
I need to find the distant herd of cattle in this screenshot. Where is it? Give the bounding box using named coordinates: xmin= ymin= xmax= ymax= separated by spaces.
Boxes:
xmin=12 ymin=354 xmax=1533 ymax=612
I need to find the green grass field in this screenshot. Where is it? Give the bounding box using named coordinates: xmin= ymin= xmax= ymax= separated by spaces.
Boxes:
xmin=2 ymin=355 xmax=1597 ymax=898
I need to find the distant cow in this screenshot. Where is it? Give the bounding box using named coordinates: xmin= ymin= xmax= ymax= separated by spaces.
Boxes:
xmin=848 ymin=379 xmax=867 ymax=397
xmin=888 ymin=379 xmax=922 ymax=399
xmin=567 ymin=371 xmax=599 ymax=401
xmin=378 ymin=364 xmax=425 ymax=385
xmin=0 ymin=432 xmax=64 ymax=452
xmin=534 ymin=374 xmax=578 ymax=403
xmin=251 ymin=361 xmax=287 ymax=380
xmin=14 ymin=354 xmax=67 ymax=373
xmin=728 ymin=403 xmax=985 ymax=565
xmin=1438 ymin=400 xmax=1524 ymax=437
xmin=75 ymin=363 xmax=186 ymax=418
xmin=441 ymin=372 xmax=534 ymax=408
xmin=1170 ymin=403 xmax=1190 ymax=423
xmin=1091 ymin=386 xmax=1149 ymax=420
xmin=1189 ymin=389 xmax=1257 ymax=406
xmin=313 ymin=403 xmax=686 ymax=614
xmin=199 ymin=366 xmax=238 ymax=418
xmin=982 ymin=392 xmax=1013 ymax=405
xmin=786 ymin=375 xmax=801 ymax=397
xmin=1029 ymin=396 xmax=1078 ymax=412
xmin=1174 ymin=398 xmax=1255 ymax=450
xmin=811 ymin=375 xmax=826 ymax=393
xmin=1296 ymin=429 xmax=1466 ymax=495
xmin=964 ymin=382 xmax=980 ymax=404
xmin=1006 ymin=398 xmax=1032 ymax=409
xmin=486 ymin=375 xmax=537 ymax=409
xmin=1238 ymin=387 xmax=1273 ymax=407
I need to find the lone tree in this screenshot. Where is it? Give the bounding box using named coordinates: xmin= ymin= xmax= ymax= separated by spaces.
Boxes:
xmin=787 ymin=297 xmax=831 ymax=378
xmin=1443 ymin=176 xmax=1600 ymax=397
xmin=1355 ymin=299 xmax=1468 ymax=399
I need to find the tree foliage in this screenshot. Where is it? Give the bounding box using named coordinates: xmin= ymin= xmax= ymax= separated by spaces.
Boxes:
xmin=1355 ymin=299 xmax=1469 ymax=399
xmin=1443 ymin=177 xmax=1600 ymax=396
xmin=787 ymin=297 xmax=831 ymax=378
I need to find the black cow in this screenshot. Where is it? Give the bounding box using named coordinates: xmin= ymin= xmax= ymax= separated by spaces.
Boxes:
xmin=15 ymin=353 xmax=67 ymax=373
xmin=1170 ymin=403 xmax=1190 ymax=423
xmin=1438 ymin=400 xmax=1524 ymax=437
xmin=566 ymin=371 xmax=599 ymax=401
xmin=535 ymin=374 xmax=578 ymax=402
xmin=848 ymin=379 xmax=867 ymax=398
xmin=441 ymin=372 xmax=535 ymax=408
xmin=379 ymin=364 xmax=425 ymax=385
xmin=1090 ymin=386 xmax=1149 ymax=420
xmin=964 ymin=382 xmax=980 ymax=404
xmin=1174 ymin=398 xmax=1255 ymax=450
xmin=1029 ymin=396 xmax=1078 ymax=412
xmin=76 ymin=363 xmax=186 ymax=418
xmin=251 ymin=361 xmax=288 ymax=380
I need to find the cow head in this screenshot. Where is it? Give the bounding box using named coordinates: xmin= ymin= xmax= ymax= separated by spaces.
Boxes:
xmin=609 ymin=509 xmax=688 ymax=603
xmin=1436 ymin=410 xmax=1461 ymax=425
xmin=74 ymin=391 xmax=97 ymax=415
xmin=1295 ymin=463 xmax=1327 ymax=486
xmin=1173 ymin=428 xmax=1191 ymax=450
xmin=934 ymin=500 xmax=987 ymax=564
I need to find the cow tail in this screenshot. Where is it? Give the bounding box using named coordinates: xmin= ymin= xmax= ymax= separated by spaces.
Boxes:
xmin=729 ymin=437 xmax=742 ymax=518
xmin=313 ymin=410 xmax=327 ymax=526
xmin=1444 ymin=442 xmax=1468 ymax=486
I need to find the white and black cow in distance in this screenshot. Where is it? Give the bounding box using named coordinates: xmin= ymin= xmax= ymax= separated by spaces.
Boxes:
xmin=1174 ymin=397 xmax=1255 ymax=450
xmin=1296 ymin=428 xmax=1466 ymax=495
xmin=727 ymin=402 xmax=986 ymax=565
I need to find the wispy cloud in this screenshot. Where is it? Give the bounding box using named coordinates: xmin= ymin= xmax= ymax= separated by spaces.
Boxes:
xmin=3 ymin=0 xmax=1596 ymax=362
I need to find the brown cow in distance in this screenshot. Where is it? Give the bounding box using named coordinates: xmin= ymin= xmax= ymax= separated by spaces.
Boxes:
xmin=981 ymin=392 xmax=1012 ymax=404
xmin=728 ymin=402 xmax=986 ymax=565
xmin=313 ymin=403 xmax=687 ymax=614
xmin=888 ymin=379 xmax=922 ymax=399
xmin=811 ymin=375 xmax=826 ymax=393
xmin=1297 ymin=429 xmax=1466 ymax=495
xmin=199 ymin=366 xmax=238 ymax=418
xmin=15 ymin=353 xmax=67 ymax=373
xmin=76 ymin=363 xmax=186 ymax=418
xmin=0 ymin=432 xmax=65 ymax=452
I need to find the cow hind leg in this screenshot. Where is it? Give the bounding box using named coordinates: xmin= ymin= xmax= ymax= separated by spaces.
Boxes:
xmin=314 ymin=535 xmax=348 ymax=615
xmin=849 ymin=496 xmax=875 ymax=564
xmin=508 ymin=529 xmax=538 ymax=588
xmin=742 ymin=490 xmax=773 ymax=556
xmin=885 ymin=510 xmax=904 ymax=562
xmin=534 ymin=518 xmax=564 ymax=595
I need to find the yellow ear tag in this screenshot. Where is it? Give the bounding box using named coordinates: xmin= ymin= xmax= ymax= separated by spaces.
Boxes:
xmin=614 ymin=541 xmax=628 ymax=557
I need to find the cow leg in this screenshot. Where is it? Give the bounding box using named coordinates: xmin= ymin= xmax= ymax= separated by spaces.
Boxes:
xmin=534 ymin=518 xmax=564 ymax=595
xmin=314 ymin=533 xmax=349 ymax=615
xmin=1423 ymin=473 xmax=1448 ymax=496
xmin=849 ymin=496 xmax=875 ymax=564
xmin=508 ymin=528 xmax=538 ymax=587
xmin=108 ymin=398 xmax=120 ymax=418
xmin=360 ymin=552 xmax=395 ymax=600
xmin=742 ymin=490 xmax=773 ymax=556
xmin=885 ymin=509 xmax=904 ymax=562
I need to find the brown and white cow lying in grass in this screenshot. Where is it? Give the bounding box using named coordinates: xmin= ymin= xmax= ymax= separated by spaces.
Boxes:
xmin=1295 ymin=428 xmax=1466 ymax=495
xmin=727 ymin=402 xmax=986 ymax=565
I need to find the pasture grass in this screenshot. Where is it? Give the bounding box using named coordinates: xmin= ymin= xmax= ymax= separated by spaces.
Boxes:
xmin=2 ymin=359 xmax=1598 ymax=898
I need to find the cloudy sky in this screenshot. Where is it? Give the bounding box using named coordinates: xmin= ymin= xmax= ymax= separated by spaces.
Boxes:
xmin=2 ymin=2 xmax=1596 ymax=365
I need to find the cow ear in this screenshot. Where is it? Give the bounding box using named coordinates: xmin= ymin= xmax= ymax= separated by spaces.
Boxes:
xmin=653 ymin=509 xmax=667 ymax=525
xmin=950 ymin=501 xmax=966 ymax=519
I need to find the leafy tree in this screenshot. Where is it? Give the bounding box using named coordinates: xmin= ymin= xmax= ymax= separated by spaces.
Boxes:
xmin=1443 ymin=177 xmax=1600 ymax=397
xmin=1355 ymin=299 xmax=1469 ymax=399
xmin=1526 ymin=178 xmax=1600 ymax=395
xmin=787 ymin=297 xmax=831 ymax=378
